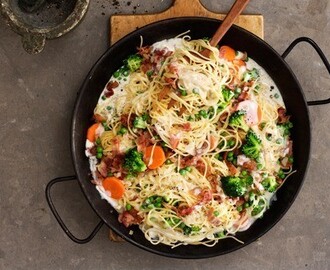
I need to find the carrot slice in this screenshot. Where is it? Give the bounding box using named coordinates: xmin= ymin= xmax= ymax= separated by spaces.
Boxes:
xmin=233 ymin=59 xmax=246 ymax=67
xmin=94 ymin=113 xmax=106 ymax=122
xmin=219 ymin=45 xmax=236 ymax=61
xmin=87 ymin=123 xmax=100 ymax=142
xmin=144 ymin=145 xmax=166 ymax=169
xmin=102 ymin=177 xmax=125 ymax=199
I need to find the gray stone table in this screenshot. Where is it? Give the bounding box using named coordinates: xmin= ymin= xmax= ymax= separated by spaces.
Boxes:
xmin=1 ymin=0 xmax=329 ymax=269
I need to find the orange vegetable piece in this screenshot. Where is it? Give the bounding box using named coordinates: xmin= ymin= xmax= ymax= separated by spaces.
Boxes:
xmin=102 ymin=177 xmax=125 ymax=199
xmin=94 ymin=113 xmax=106 ymax=122
xmin=233 ymin=59 xmax=246 ymax=67
xmin=257 ymin=105 xmax=262 ymax=123
xmin=219 ymin=45 xmax=236 ymax=61
xmin=87 ymin=123 xmax=100 ymax=142
xmin=144 ymin=145 xmax=166 ymax=169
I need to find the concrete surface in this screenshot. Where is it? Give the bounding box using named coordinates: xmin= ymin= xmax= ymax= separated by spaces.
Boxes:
xmin=1 ymin=0 xmax=329 ymax=269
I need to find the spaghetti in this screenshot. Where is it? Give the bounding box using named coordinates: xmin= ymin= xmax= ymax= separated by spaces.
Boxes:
xmin=85 ymin=36 xmax=294 ymax=247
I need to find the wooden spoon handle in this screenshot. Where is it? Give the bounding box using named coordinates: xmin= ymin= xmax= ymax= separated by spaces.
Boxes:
xmin=209 ymin=0 xmax=250 ymax=47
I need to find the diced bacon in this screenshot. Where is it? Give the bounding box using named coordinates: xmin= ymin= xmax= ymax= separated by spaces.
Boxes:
xmin=169 ymin=134 xmax=180 ymax=149
xmin=136 ymin=131 xmax=153 ymax=152
xmin=242 ymin=160 xmax=257 ymax=172
xmin=97 ymin=160 xmax=108 ymax=178
xmin=158 ymin=86 xmax=172 ymax=100
xmin=277 ymin=107 xmax=290 ymax=124
xmin=177 ymin=205 xmax=194 ymax=217
xmin=118 ymin=209 xmax=143 ymax=227
xmin=209 ymin=135 xmax=218 ymax=150
xmin=179 ymin=122 xmax=191 ymax=131
xmin=237 ymin=91 xmax=249 ymax=102
xmin=197 ymin=189 xmax=213 ymax=204
xmin=225 ymin=160 xmax=238 ymax=176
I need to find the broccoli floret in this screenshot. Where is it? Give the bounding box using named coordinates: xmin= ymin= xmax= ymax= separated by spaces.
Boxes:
xmin=278 ymin=121 xmax=293 ymax=137
xmin=222 ymin=87 xmax=235 ymax=103
xmin=133 ymin=114 xmax=149 ymax=129
xmin=221 ymin=175 xmax=253 ymax=197
xmin=229 ymin=110 xmax=249 ymax=132
xmin=242 ymin=130 xmax=262 ymax=160
xmin=123 ymin=148 xmax=147 ymax=174
xmin=261 ymin=176 xmax=279 ymax=193
xmin=243 ymin=68 xmax=260 ymax=82
xmin=126 ymin=54 xmax=143 ymax=72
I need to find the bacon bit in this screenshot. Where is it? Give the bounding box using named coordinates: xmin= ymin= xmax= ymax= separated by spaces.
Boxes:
xmin=196 ymin=159 xmax=207 ymax=175
xmin=158 ymin=86 xmax=172 ymax=100
xmin=118 ymin=209 xmax=143 ymax=227
xmin=105 ymin=81 xmax=118 ymax=98
xmin=140 ymin=62 xmax=154 ymax=74
xmin=206 ymin=208 xmax=221 ymax=226
xmin=207 ymin=175 xmax=219 ymax=193
xmin=168 ymin=63 xmax=178 ymax=74
xmin=180 ymin=155 xmax=200 ymax=167
xmin=111 ymin=136 xmax=121 ymax=153
xmin=179 ymin=122 xmax=191 ymax=131
xmin=89 ymin=145 xmax=97 ymax=156
xmin=136 ymin=131 xmax=153 ymax=152
xmin=106 ymin=80 xmax=119 ymax=90
xmin=287 ymin=140 xmax=293 ymax=156
xmin=177 ymin=205 xmax=194 ymax=217
xmin=97 ymin=159 xmax=108 ymax=178
xmin=277 ymin=107 xmax=290 ymax=124
xmin=225 ymin=160 xmax=238 ymax=176
xmin=120 ymin=113 xmax=136 ymax=128
xmin=165 ymin=77 xmax=177 ymax=88
xmin=169 ymin=134 xmax=180 ymax=149
xmin=242 ymin=160 xmax=257 ymax=172
xmin=209 ymin=135 xmax=218 ymax=150
xmin=167 ymin=98 xmax=178 ymax=109
xmin=219 ymin=112 xmax=229 ymax=122
xmin=237 ymin=90 xmax=249 ymax=102
xmin=178 ymin=106 xmax=187 ymax=116
xmin=137 ymin=46 xmax=152 ymax=60
xmin=197 ymin=189 xmax=212 ymax=205
xmin=101 ymin=154 xmax=125 ymax=175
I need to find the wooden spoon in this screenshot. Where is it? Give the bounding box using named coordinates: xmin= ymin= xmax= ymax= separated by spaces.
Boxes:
xmin=201 ymin=0 xmax=250 ymax=56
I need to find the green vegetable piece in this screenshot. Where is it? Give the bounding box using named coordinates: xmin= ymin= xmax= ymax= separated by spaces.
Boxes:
xmin=222 ymin=87 xmax=235 ymax=102
xmin=221 ymin=175 xmax=253 ymax=197
xmin=261 ymin=176 xmax=279 ymax=193
xmin=96 ymin=152 xmax=103 ymax=159
xmin=229 ymin=110 xmax=249 ymax=132
xmin=179 ymin=169 xmax=187 ymax=176
xmin=133 ymin=114 xmax=149 ymax=129
xmin=96 ymin=146 xmax=103 ymax=153
xmin=117 ymin=126 xmax=128 ymax=135
xmin=278 ymin=121 xmax=293 ymax=137
xmin=251 ymin=200 xmax=265 ymax=216
xmin=243 ymin=68 xmax=260 ymax=82
xmin=242 ymin=130 xmax=262 ymax=160
xmin=123 ymin=148 xmax=147 ymax=174
xmin=126 ymin=204 xmax=132 ymax=211
xmin=126 ymin=54 xmax=143 ymax=72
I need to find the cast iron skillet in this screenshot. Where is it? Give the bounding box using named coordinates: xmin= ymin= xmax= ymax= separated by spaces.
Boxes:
xmin=46 ymin=17 xmax=330 ymax=259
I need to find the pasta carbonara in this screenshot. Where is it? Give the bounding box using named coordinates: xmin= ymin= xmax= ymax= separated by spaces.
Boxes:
xmin=85 ymin=36 xmax=294 ymax=247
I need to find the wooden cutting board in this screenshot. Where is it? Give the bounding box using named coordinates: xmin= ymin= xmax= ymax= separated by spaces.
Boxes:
xmin=109 ymin=0 xmax=264 ymax=44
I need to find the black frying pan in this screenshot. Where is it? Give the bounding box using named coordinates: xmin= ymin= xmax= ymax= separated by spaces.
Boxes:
xmin=46 ymin=17 xmax=330 ymax=259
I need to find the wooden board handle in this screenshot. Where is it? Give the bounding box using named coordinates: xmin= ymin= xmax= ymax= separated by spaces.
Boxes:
xmin=110 ymin=0 xmax=263 ymax=44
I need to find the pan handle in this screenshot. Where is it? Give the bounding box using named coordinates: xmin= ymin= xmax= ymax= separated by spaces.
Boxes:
xmin=45 ymin=175 xmax=104 ymax=244
xmin=281 ymin=37 xmax=330 ymax=106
